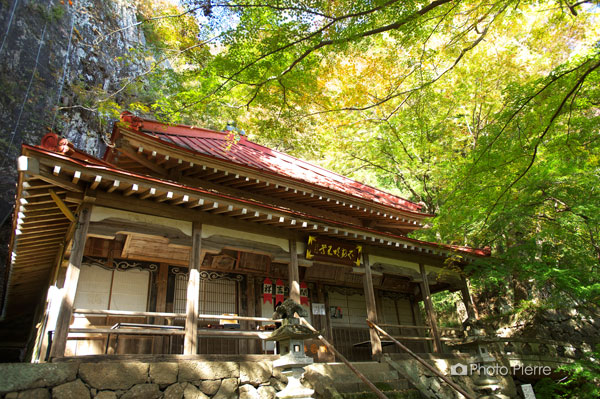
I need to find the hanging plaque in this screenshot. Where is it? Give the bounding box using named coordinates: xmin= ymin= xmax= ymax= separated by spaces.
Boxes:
xmin=306 ymin=235 xmax=362 ymax=267
xmin=312 ymin=303 xmax=326 ymax=315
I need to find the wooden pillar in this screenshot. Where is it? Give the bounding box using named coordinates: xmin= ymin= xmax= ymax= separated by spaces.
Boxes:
xmin=49 ymin=203 xmax=92 ymax=359
xmin=419 ymin=263 xmax=443 ymax=353
xmin=184 ymin=222 xmax=202 ymax=355
xmin=460 ymin=276 xmax=478 ymax=320
xmin=247 ymin=276 xmax=256 ymax=354
xmin=155 ymin=263 xmax=169 ymax=316
xmin=322 ymin=287 xmax=334 ymax=342
xmin=153 ymin=263 xmax=169 ymax=353
xmin=288 ymin=239 xmax=300 ymax=303
xmin=362 ymin=252 xmax=382 ymax=360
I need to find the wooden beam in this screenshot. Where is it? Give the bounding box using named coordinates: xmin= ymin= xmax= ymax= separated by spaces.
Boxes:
xmin=139 ymin=187 xmax=157 ymax=200
xmin=363 ymin=252 xmax=382 ymax=360
xmin=71 ymin=170 xmax=81 ymax=184
xmin=117 ymin=146 xmax=168 ymax=176
xmin=49 ymin=189 xmax=76 ymax=222
xmin=172 ymin=195 xmax=189 ymax=206
xmin=38 ymin=168 xmax=84 ymax=193
xmin=93 ymin=191 xmax=293 ymax=240
xmin=180 ymin=175 xmax=362 ymax=226
xmin=18 ymin=215 xmax=70 ymax=224
xmin=90 ymin=175 xmax=102 ymax=190
xmin=419 ymin=264 xmax=443 ymax=353
xmin=107 ymin=180 xmax=120 ymax=193
xmin=184 ymin=222 xmax=202 ymax=355
xmin=50 ymin=203 xmax=92 ymax=359
xmin=288 ymin=240 xmax=300 ymax=303
xmin=156 ymin=191 xmax=174 ymax=203
xmin=123 ymin=184 xmax=139 ymax=197
xmin=15 ymin=226 xmax=69 ymax=235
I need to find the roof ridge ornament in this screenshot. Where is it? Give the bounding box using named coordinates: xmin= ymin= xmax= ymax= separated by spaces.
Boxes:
xmin=120 ymin=111 xmax=143 ymax=129
xmin=40 ymin=131 xmax=74 ymax=155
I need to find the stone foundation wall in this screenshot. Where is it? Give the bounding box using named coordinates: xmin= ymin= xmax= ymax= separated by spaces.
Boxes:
xmin=0 ymin=360 xmax=287 ymax=399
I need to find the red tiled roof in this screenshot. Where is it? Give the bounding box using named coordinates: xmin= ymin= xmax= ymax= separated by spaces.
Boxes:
xmin=119 ymin=114 xmax=429 ymax=216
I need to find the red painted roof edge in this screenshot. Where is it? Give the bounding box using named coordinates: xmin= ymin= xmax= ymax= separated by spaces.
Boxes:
xmin=23 ymin=144 xmax=488 ymax=258
xmin=117 ymin=115 xmax=434 ymax=217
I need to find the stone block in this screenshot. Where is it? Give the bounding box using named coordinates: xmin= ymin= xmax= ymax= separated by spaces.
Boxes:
xmin=213 ymin=378 xmax=238 ymax=399
xmin=16 ymin=388 xmax=50 ymax=399
xmin=0 ymin=363 xmax=78 ymax=393
xmin=150 ymin=363 xmax=178 ymax=385
xmin=95 ymin=392 xmax=117 ymax=399
xmin=240 ymin=362 xmax=272 ymax=386
xmin=164 ymin=383 xmax=184 ymax=399
xmin=257 ymin=385 xmax=277 ymax=399
xmin=179 ymin=362 xmax=239 ymax=381
xmin=269 ymin=377 xmax=286 ymax=391
xmin=120 ymin=384 xmax=161 ymax=399
xmin=428 ymin=377 xmax=441 ymax=393
xmin=272 ymin=368 xmax=287 ymax=384
xmin=52 ymin=379 xmax=90 ymax=399
xmin=197 ymin=380 xmax=221 ymax=396
xmin=183 ymin=384 xmax=209 ymax=399
xmin=439 ymin=385 xmax=457 ymax=399
xmin=79 ymin=362 xmax=148 ymax=390
xmin=239 ymin=384 xmax=259 ymax=399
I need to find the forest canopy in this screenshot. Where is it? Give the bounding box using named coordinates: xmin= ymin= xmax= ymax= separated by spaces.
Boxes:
xmin=97 ymin=0 xmax=600 ymax=320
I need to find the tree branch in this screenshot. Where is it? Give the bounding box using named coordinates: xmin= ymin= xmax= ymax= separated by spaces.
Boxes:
xmin=93 ymin=7 xmax=204 ymax=46
xmin=482 ymin=57 xmax=600 ymax=226
xmin=180 ymin=0 xmax=453 ymax=110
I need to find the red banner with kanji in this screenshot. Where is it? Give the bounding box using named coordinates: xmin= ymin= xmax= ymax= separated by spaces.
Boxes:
xmin=300 ymin=282 xmax=309 ymax=305
xmin=275 ymin=279 xmax=284 ymax=304
xmin=263 ymin=277 xmax=273 ymax=304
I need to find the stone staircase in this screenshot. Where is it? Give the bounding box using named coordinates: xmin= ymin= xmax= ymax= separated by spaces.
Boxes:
xmin=303 ymin=361 xmax=425 ymax=399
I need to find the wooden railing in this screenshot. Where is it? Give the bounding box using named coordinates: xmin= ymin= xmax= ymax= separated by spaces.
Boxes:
xmin=368 ymin=320 xmax=476 ymax=399
xmin=67 ymin=309 xmax=281 ymax=351
xmin=300 ymin=317 xmax=389 ymax=399
xmin=376 ymin=322 xmax=464 ymax=343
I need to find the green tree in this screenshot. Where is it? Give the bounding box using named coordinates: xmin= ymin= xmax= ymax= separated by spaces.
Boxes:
xmin=139 ymin=1 xmax=600 ymax=314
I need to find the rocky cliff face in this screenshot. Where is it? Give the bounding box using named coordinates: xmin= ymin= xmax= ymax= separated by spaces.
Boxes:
xmin=0 ymin=0 xmax=149 ymax=287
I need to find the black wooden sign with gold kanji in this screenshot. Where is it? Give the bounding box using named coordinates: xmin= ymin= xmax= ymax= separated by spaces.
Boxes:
xmin=305 ymin=235 xmax=362 ymax=267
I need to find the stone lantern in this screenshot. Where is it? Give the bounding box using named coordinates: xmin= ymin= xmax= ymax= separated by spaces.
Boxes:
xmin=266 ymin=299 xmax=318 ymax=399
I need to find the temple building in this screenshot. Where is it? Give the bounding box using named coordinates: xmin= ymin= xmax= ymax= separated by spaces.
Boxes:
xmin=1 ymin=112 xmax=486 ymax=362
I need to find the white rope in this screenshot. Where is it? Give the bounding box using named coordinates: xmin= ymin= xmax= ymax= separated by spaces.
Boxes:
xmin=0 ymin=0 xmax=19 ymax=55
xmin=51 ymin=0 xmax=77 ymax=131
xmin=0 ymin=0 xmax=52 ymax=169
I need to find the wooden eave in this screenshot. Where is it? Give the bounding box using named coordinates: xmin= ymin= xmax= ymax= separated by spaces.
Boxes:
xmin=0 ymin=160 xmax=81 ymax=348
xmin=109 ymin=127 xmax=429 ymax=235
xmin=19 ymin=145 xmax=483 ymax=265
